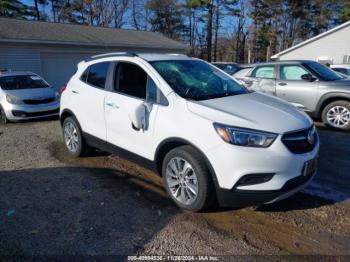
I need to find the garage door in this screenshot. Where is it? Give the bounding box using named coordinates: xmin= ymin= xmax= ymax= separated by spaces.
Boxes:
xmin=41 ymin=52 xmax=93 ymax=90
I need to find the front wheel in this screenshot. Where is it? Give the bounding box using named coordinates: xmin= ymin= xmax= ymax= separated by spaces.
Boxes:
xmin=162 ymin=145 xmax=214 ymax=212
xmin=0 ymin=106 xmax=8 ymax=124
xmin=322 ymin=101 xmax=350 ymax=131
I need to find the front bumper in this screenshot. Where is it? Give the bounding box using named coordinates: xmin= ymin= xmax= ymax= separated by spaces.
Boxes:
xmin=2 ymin=100 xmax=60 ymax=120
xmin=216 ymin=170 xmax=316 ymax=207
xmin=203 ymin=129 xmax=319 ymax=207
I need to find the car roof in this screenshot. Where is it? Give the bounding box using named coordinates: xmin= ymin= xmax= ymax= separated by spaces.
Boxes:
xmin=0 ymin=71 xmax=36 ymax=77
xmin=212 ymin=62 xmax=238 ymax=65
xmin=241 ymin=60 xmax=315 ymax=67
xmin=87 ymin=52 xmax=193 ymax=62
xmin=138 ymin=53 xmax=193 ymax=61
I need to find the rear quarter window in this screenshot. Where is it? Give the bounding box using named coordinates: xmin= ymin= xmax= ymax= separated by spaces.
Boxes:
xmin=81 ymin=62 xmax=110 ymax=89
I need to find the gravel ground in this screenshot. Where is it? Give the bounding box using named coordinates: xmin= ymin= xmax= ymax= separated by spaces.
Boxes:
xmin=0 ymin=119 xmax=350 ymax=257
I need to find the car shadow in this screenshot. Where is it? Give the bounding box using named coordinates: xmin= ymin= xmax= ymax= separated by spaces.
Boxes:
xmin=0 ymin=166 xmax=177 ymax=256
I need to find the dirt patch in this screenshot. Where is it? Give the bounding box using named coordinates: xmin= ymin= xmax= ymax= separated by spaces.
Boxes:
xmin=1 ymin=120 xmax=350 ymax=255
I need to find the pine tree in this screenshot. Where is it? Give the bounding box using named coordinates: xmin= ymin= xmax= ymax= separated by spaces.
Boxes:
xmin=147 ymin=0 xmax=184 ymax=40
xmin=0 ymin=0 xmax=31 ymax=18
xmin=341 ymin=0 xmax=350 ymax=22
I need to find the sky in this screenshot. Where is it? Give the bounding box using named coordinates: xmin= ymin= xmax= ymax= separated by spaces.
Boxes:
xmin=20 ymin=0 xmax=245 ymax=38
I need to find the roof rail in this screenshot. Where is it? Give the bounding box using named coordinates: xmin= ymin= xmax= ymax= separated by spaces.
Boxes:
xmin=166 ymin=53 xmax=188 ymax=57
xmin=90 ymin=52 xmax=138 ymax=59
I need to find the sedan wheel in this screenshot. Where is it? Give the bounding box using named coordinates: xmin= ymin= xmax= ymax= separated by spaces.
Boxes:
xmin=0 ymin=106 xmax=8 ymax=124
xmin=165 ymin=157 xmax=199 ymax=205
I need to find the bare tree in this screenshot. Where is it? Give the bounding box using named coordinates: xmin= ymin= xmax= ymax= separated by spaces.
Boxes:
xmin=113 ymin=0 xmax=128 ymax=28
xmin=130 ymin=0 xmax=150 ymax=30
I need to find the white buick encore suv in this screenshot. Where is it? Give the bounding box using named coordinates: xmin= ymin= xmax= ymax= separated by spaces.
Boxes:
xmin=60 ymin=53 xmax=319 ymax=211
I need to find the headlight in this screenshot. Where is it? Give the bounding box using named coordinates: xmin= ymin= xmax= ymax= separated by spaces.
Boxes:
xmin=55 ymin=91 xmax=60 ymax=100
xmin=6 ymin=94 xmax=24 ymax=104
xmin=213 ymin=123 xmax=277 ymax=147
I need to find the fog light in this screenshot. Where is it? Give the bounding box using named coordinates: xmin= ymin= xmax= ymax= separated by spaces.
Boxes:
xmin=235 ymin=173 xmax=274 ymax=187
xmin=12 ymin=110 xmax=27 ymax=117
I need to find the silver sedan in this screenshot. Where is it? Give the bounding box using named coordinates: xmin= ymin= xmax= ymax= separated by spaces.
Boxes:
xmin=0 ymin=71 xmax=60 ymax=123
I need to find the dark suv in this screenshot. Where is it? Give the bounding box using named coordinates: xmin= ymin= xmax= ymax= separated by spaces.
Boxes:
xmin=238 ymin=60 xmax=350 ymax=130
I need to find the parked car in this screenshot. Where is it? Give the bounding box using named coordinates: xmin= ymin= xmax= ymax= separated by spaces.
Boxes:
xmin=331 ymin=64 xmax=350 ymax=77
xmin=60 ymin=53 xmax=319 ymax=211
xmin=212 ymin=62 xmax=241 ymax=75
xmin=232 ymin=66 xmax=254 ymax=84
xmin=0 ymin=71 xmax=60 ymax=124
xmin=237 ymin=60 xmax=350 ymax=131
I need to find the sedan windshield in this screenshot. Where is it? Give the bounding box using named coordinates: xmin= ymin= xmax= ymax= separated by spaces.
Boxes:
xmin=303 ymin=62 xmax=342 ymax=81
xmin=150 ymin=60 xmax=248 ymax=101
xmin=0 ymin=75 xmax=50 ymax=90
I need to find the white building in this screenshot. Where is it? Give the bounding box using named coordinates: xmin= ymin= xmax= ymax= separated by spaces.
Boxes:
xmin=271 ymin=21 xmax=350 ymax=64
xmin=0 ymin=17 xmax=187 ymax=89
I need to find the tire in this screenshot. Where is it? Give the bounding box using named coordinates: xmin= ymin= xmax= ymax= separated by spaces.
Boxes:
xmin=322 ymin=100 xmax=350 ymax=131
xmin=62 ymin=116 xmax=90 ymax=157
xmin=0 ymin=106 xmax=8 ymax=124
xmin=162 ymin=145 xmax=215 ymax=212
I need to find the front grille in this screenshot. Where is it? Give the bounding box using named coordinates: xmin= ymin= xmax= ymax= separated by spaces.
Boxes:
xmin=281 ymin=126 xmax=317 ymax=154
xmin=23 ymin=97 xmax=55 ymax=105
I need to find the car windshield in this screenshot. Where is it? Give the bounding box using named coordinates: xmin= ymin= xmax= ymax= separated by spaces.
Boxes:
xmin=303 ymin=62 xmax=342 ymax=81
xmin=150 ymin=60 xmax=248 ymax=101
xmin=0 ymin=75 xmax=50 ymax=90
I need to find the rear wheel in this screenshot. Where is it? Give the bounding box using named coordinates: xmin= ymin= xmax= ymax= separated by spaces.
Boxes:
xmin=322 ymin=101 xmax=350 ymax=131
xmin=62 ymin=116 xmax=91 ymax=157
xmin=0 ymin=106 xmax=8 ymax=124
xmin=162 ymin=145 xmax=214 ymax=212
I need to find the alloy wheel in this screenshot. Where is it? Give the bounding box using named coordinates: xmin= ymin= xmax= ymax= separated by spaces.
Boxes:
xmin=165 ymin=157 xmax=198 ymax=205
xmin=326 ymin=106 xmax=350 ymax=128
xmin=64 ymin=121 xmax=79 ymax=153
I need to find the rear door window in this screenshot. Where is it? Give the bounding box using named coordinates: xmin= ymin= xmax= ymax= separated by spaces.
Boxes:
xmin=84 ymin=62 xmax=110 ymax=89
xmin=251 ymin=66 xmax=275 ymax=79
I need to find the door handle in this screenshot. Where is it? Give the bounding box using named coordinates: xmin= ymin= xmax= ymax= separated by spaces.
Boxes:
xmin=105 ymin=102 xmax=119 ymax=109
xmin=72 ymin=90 xmax=79 ymax=94
xmin=278 ymin=83 xmax=287 ymax=86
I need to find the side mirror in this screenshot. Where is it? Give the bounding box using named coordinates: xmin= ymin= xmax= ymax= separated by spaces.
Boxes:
xmin=301 ymin=73 xmax=317 ymax=82
xmin=129 ymin=103 xmax=146 ymax=131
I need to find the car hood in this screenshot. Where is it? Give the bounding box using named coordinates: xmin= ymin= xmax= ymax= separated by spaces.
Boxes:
xmin=321 ymin=79 xmax=350 ymax=88
xmin=186 ymin=92 xmax=312 ymax=134
xmin=3 ymin=87 xmax=56 ymax=100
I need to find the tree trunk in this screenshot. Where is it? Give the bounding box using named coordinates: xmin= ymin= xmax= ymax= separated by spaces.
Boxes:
xmin=206 ymin=0 xmax=213 ymax=62
xmin=34 ymin=0 xmax=40 ymax=20
xmin=213 ymin=0 xmax=220 ymax=62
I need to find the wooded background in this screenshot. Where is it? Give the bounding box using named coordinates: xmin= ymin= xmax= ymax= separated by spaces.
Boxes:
xmin=1 ymin=0 xmax=350 ymax=63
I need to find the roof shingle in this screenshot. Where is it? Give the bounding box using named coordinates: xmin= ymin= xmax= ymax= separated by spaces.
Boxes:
xmin=0 ymin=17 xmax=187 ymax=51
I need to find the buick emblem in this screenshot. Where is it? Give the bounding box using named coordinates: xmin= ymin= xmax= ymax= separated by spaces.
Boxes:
xmin=307 ymin=129 xmax=315 ymax=144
